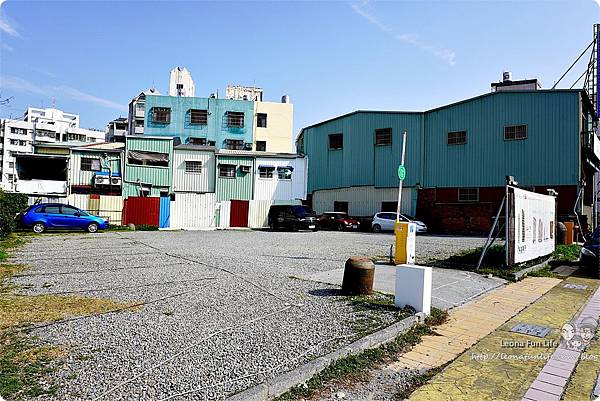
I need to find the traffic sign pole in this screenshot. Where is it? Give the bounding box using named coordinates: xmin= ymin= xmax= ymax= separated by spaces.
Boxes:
xmin=396 ymin=130 xmax=407 ymax=223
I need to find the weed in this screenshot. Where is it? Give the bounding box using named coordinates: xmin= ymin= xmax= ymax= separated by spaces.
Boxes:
xmin=552 ymin=244 xmax=581 ymax=262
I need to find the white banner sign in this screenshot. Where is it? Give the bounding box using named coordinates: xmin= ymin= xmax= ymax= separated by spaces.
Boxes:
xmin=510 ymin=187 xmax=556 ymax=264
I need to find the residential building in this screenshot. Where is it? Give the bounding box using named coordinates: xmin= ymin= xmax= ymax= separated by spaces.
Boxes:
xmin=69 ymin=142 xmax=124 ymax=195
xmin=226 ymin=85 xmax=263 ymax=101
xmin=127 ymin=88 xmax=160 ymax=137
xmin=169 ymin=67 xmax=195 ymax=97
xmin=0 ymin=107 xmax=106 ymax=190
xmin=122 ymin=136 xmax=173 ymax=198
xmin=254 ymin=153 xmax=307 ymax=201
xmin=216 ymin=151 xmax=254 ymax=202
xmin=172 ymin=144 xmax=216 ymax=193
xmin=298 ymin=82 xmax=599 ymax=234
xmin=106 ymin=117 xmax=128 ymax=142
xmin=254 ymin=96 xmax=294 ymax=153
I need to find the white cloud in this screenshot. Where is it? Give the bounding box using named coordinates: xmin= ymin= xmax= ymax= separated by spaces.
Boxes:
xmin=594 ymin=0 xmax=600 ymax=7
xmin=0 ymin=75 xmax=126 ymax=111
xmin=0 ymin=0 xmax=20 ymax=37
xmin=350 ymin=1 xmax=456 ymax=66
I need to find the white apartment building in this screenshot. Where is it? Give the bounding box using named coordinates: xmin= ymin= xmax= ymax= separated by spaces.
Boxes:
xmin=169 ymin=66 xmax=195 ymax=97
xmin=127 ymin=88 xmax=160 ymax=137
xmin=0 ymin=107 xmax=105 ymax=190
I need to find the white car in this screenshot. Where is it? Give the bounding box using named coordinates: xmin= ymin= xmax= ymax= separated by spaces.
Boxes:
xmin=371 ymin=212 xmax=427 ymax=233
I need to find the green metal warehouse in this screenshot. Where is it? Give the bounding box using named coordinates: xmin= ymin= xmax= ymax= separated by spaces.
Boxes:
xmin=297 ymin=88 xmax=600 ymax=234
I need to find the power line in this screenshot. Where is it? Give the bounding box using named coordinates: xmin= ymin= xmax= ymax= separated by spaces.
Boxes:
xmin=552 ymin=39 xmax=595 ymax=89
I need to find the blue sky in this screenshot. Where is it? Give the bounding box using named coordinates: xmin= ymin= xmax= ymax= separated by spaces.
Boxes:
xmin=0 ymin=0 xmax=599 ymax=134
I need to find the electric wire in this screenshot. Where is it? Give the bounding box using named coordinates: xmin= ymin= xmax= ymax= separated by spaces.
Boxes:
xmin=552 ymin=39 xmax=594 ymax=89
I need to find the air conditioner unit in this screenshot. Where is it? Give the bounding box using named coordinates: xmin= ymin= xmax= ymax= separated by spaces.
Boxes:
xmin=94 ymin=175 xmax=110 ymax=186
xmin=244 ymin=142 xmax=253 ymax=150
xmin=239 ymin=165 xmax=251 ymax=173
xmin=110 ymin=176 xmax=122 ymax=186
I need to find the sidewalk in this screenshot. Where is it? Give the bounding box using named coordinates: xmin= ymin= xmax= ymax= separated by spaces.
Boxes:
xmin=408 ymin=275 xmax=599 ymax=401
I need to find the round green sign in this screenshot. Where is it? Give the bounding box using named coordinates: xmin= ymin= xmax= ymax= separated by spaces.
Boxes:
xmin=397 ymin=165 xmax=406 ymax=180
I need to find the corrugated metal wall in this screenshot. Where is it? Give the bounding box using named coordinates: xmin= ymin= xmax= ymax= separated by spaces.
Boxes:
xmin=170 ymin=193 xmax=216 ymax=229
xmin=247 ymin=199 xmax=302 ymax=228
xmin=312 ymin=186 xmax=413 ymax=217
xmin=216 ymin=156 xmax=254 ymax=201
xmin=300 ymin=91 xmax=582 ymax=193
xmin=253 ymin=156 xmax=307 ymax=201
xmin=423 ymin=91 xmax=580 ymax=187
xmin=123 ymin=137 xmax=173 ymax=198
xmin=69 ymin=150 xmax=121 ymax=187
xmin=172 ymin=149 xmax=215 ymax=193
xmin=123 ymin=196 xmax=160 ymax=226
xmin=218 ymin=201 xmax=231 ymax=228
xmin=159 ymin=197 xmax=170 ymax=228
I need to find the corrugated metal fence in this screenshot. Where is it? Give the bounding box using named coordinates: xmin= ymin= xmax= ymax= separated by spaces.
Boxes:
xmin=169 ymin=193 xmax=217 ymax=229
xmin=27 ymin=194 xmax=124 ymax=225
xmin=218 ymin=199 xmax=301 ymax=229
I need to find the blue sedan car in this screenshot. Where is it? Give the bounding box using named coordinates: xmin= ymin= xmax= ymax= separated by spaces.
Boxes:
xmin=20 ymin=203 xmax=109 ymax=234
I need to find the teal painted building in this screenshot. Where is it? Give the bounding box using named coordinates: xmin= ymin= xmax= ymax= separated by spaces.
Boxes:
xmin=215 ymin=153 xmax=254 ymax=201
xmin=144 ymin=95 xmax=254 ymax=149
xmin=123 ymin=136 xmax=174 ymax=198
xmin=297 ymin=89 xmax=599 ymax=233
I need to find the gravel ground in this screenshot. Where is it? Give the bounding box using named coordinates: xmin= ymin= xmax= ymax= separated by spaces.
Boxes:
xmin=8 ymin=230 xmax=485 ymax=401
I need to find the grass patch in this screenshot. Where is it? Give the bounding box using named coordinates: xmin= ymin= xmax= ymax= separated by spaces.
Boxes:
xmin=346 ymin=293 xmax=413 ymax=338
xmin=107 ymin=224 xmax=130 ymax=231
xmin=552 ymin=244 xmax=581 ymax=262
xmin=393 ymin=362 xmax=449 ymax=400
xmin=135 ymin=225 xmax=159 ymax=231
xmin=274 ymin=307 xmax=446 ymax=401
xmin=0 ymin=233 xmax=135 ymax=399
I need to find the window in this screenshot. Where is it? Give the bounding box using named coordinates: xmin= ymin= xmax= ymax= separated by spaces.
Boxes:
xmin=10 ymin=127 xmax=16 ymax=134
xmin=458 ymin=188 xmax=479 ymax=202
xmin=334 ymin=201 xmax=349 ymax=213
xmin=151 ymin=107 xmax=171 ymax=124
xmin=135 ymin=120 xmax=144 ymax=127
xmin=188 ymin=137 xmax=207 ymax=145
xmin=447 ymin=131 xmax=467 ymax=145
xmin=61 ymin=206 xmax=81 ymax=216
xmin=9 ymin=139 xmax=18 ymax=145
xmin=224 ymin=139 xmax=244 ymax=150
xmin=19 ymin=140 xmax=27 ymax=146
xmin=7 ymin=174 xmax=14 ymax=182
xmin=375 ymin=128 xmax=392 ymax=146
xmin=185 ymin=161 xmax=203 ymax=174
xmin=127 ymin=150 xmax=169 ymax=167
xmin=257 ymin=113 xmax=267 ymax=128
xmin=19 ymin=129 xmax=27 ymax=135
xmin=504 ymin=125 xmax=527 ymax=141
xmin=277 ymin=166 xmax=293 ymax=180
xmin=8 ymin=162 xmax=14 ymax=169
xmin=258 ymin=166 xmax=275 ymax=178
xmin=219 ymin=164 xmax=236 ymax=178
xmin=43 ymin=205 xmax=61 ymax=214
xmin=189 ymin=109 xmax=208 ymax=125
xmin=81 ymin=158 xmax=101 ymax=172
xmin=136 ymin=103 xmax=145 ymax=113
xmin=256 ymin=141 xmax=266 ymax=152
xmin=381 ymin=201 xmax=398 ymax=212
xmin=329 ymin=133 xmax=343 ymax=150
xmin=227 ymin=111 xmax=245 ymax=127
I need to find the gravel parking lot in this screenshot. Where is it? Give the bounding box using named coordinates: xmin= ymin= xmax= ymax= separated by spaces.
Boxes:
xmin=9 ymin=230 xmax=486 ymax=400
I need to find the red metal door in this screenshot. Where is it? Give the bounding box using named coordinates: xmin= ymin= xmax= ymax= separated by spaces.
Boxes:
xmin=123 ymin=197 xmax=160 ymax=226
xmin=230 ymin=200 xmax=249 ymax=228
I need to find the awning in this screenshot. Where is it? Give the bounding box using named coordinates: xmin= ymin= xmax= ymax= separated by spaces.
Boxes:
xmin=127 ymin=150 xmax=168 ymax=163
xmin=277 ymin=166 xmax=294 ymax=171
xmin=258 ymin=165 xmax=275 ymax=170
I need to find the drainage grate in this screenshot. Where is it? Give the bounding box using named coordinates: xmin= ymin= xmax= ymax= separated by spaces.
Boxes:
xmin=564 ymin=284 xmax=588 ymax=290
xmin=510 ymin=323 xmax=551 ymax=338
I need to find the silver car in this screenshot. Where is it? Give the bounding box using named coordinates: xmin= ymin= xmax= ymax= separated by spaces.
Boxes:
xmin=371 ymin=212 xmax=427 ymax=233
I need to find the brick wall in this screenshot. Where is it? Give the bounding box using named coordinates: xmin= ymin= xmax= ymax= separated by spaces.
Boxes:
xmin=416 ymin=186 xmax=578 ymax=235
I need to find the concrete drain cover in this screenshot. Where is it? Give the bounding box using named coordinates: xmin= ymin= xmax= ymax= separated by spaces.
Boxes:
xmin=510 ymin=323 xmax=551 ymax=338
xmin=564 ymin=284 xmax=588 ymax=290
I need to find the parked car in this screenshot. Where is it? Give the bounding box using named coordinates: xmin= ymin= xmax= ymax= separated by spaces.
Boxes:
xmin=268 ymin=205 xmax=319 ymax=231
xmin=580 ymin=226 xmax=600 ymax=272
xmin=318 ymin=212 xmax=360 ymax=231
xmin=371 ymin=212 xmax=427 ymax=233
xmin=20 ymin=203 xmax=109 ymax=233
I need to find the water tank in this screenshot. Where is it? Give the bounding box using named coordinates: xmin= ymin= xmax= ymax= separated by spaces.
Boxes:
xmin=503 ymin=71 xmax=512 ymax=82
xmin=281 ymin=95 xmax=290 ymax=103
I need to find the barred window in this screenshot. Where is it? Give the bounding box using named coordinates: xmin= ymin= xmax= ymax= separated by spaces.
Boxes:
xmin=277 ymin=166 xmax=293 ymax=180
xmin=447 ymin=131 xmax=467 ymax=145
xmin=81 ymin=158 xmax=101 ymax=171
xmin=458 ymin=188 xmax=479 ymax=202
xmin=504 ymin=125 xmax=527 ymax=141
xmin=257 ymin=113 xmax=267 ymax=128
xmin=258 ymin=166 xmax=274 ymax=178
xmin=375 ymin=128 xmax=392 ymax=146
xmin=185 ymin=161 xmax=202 ymax=174
xmin=227 ymin=111 xmax=245 ymax=127
xmin=219 ymin=164 xmax=236 ymax=178
xmin=151 ymin=107 xmax=171 ymax=123
xmin=189 ymin=109 xmax=208 ymax=125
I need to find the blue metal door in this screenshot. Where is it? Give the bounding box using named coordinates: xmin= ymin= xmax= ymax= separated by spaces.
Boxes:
xmin=159 ymin=196 xmax=170 ymax=228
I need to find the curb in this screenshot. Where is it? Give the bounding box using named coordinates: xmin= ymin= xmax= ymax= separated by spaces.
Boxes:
xmin=226 ymin=315 xmax=419 ymax=401
xmin=512 ymin=257 xmax=553 ymax=281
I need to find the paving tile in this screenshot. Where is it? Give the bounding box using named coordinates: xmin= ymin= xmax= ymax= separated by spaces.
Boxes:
xmin=536 ymin=372 xmax=568 ymax=387
xmin=530 ymin=380 xmax=563 ymax=396
xmin=541 ymin=365 xmax=573 ymax=379
xmin=523 ymin=388 xmax=561 ymax=401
